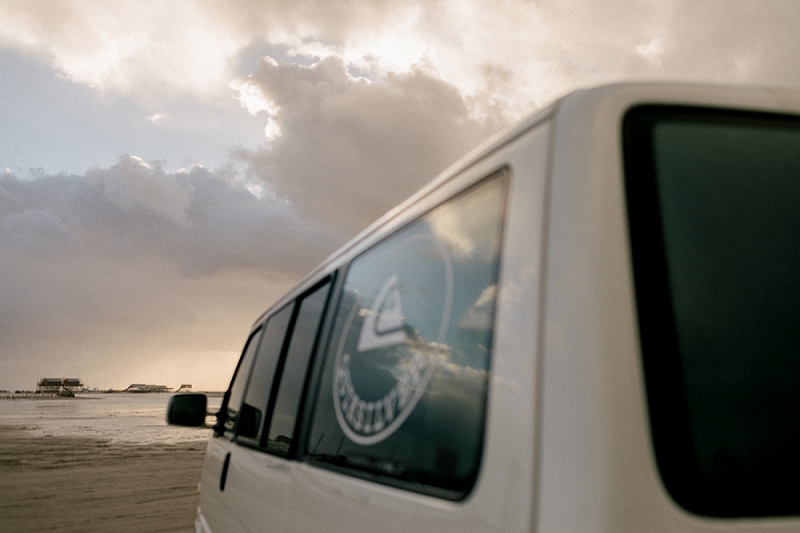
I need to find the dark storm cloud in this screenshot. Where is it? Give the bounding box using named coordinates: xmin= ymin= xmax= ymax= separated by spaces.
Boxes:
xmin=0 ymin=158 xmax=342 ymax=277
xmin=231 ymin=56 xmax=501 ymax=234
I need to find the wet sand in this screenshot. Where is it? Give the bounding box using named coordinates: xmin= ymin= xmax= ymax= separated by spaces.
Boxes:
xmin=0 ymin=424 xmax=207 ymax=533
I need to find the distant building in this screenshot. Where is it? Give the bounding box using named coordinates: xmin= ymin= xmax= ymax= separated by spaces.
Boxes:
xmin=36 ymin=378 xmax=84 ymax=396
xmin=124 ymin=384 xmax=171 ymax=393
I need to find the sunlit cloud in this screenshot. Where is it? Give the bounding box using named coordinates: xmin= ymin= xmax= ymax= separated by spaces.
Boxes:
xmin=231 ymin=76 xmax=278 ymax=116
xmin=148 ymin=112 xmax=168 ymax=124
xmin=3 ymin=0 xmax=800 ymax=124
xmin=230 ymin=75 xmax=283 ymax=140
xmin=0 ymin=1 xmax=244 ymax=99
xmin=459 ymin=284 xmax=497 ymax=331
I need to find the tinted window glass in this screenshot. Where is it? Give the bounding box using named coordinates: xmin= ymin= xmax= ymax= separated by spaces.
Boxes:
xmin=624 ymin=106 xmax=800 ymax=517
xmin=266 ymin=280 xmax=332 ymax=456
xmin=307 ymin=171 xmax=506 ymax=499
xmin=224 ymin=328 xmax=263 ymax=436
xmin=237 ymin=304 xmax=294 ymax=442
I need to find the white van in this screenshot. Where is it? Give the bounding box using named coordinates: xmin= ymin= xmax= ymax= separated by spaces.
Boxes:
xmin=168 ymin=82 xmax=800 ymax=533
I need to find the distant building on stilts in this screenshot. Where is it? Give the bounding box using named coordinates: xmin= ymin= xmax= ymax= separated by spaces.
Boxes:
xmin=36 ymin=378 xmax=84 ymax=397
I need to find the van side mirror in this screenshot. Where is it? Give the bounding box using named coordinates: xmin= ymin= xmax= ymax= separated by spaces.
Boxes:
xmin=166 ymin=393 xmax=208 ymax=426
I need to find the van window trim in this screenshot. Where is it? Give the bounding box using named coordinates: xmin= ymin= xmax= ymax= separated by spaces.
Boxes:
xmin=260 ymin=274 xmax=336 ymax=457
xmin=293 ymin=270 xmax=343 ymax=462
xmin=217 ymin=325 xmax=264 ymax=440
xmin=233 ymin=302 xmax=295 ymax=447
xmin=231 ymin=275 xmax=336 ymax=456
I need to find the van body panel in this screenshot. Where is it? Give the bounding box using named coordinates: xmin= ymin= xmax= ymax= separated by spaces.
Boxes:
xmin=198 ymin=437 xmax=241 ymax=532
xmin=537 ymin=84 xmax=667 ymax=533
xmin=225 ymin=445 xmax=292 ymax=529
xmin=537 ymin=84 xmax=800 ymax=533
xmin=181 ymin=82 xmax=800 ymax=533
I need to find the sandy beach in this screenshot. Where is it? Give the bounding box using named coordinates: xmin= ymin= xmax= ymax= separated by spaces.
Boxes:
xmin=0 ymin=424 xmax=207 ymax=533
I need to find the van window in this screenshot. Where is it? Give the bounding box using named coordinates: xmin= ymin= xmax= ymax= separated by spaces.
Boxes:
xmin=306 ymin=170 xmax=507 ymax=499
xmin=223 ymin=327 xmax=263 ymax=436
xmin=624 ymin=107 xmax=800 ymax=517
xmin=265 ymin=279 xmax=332 ymax=456
xmin=236 ymin=304 xmax=294 ymax=442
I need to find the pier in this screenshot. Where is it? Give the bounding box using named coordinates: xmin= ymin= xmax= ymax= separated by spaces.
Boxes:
xmin=123 ymin=384 xmax=171 ymax=393
xmin=0 ymin=391 xmax=58 ymax=400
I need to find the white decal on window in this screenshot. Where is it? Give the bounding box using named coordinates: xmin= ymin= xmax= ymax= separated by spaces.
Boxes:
xmin=357 ymin=274 xmax=408 ymax=352
xmin=332 ymin=234 xmax=454 ymax=446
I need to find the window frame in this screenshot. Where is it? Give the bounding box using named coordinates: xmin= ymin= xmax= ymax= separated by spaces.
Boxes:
xmin=228 ymin=275 xmax=336 ymax=459
xmin=260 ymin=276 xmax=335 ymax=457
xmin=216 ymin=326 xmax=263 ymax=440
xmin=234 ymin=302 xmax=295 ymax=447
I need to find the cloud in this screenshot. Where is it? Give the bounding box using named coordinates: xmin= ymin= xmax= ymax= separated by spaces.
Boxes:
xmin=459 ymin=285 xmax=497 ymax=331
xmin=1 ymin=207 xmax=78 ymax=260
xmin=3 ymin=0 xmax=800 ymax=128
xmin=0 ymin=159 xmax=350 ymax=390
xmin=214 ymin=0 xmax=800 ymax=121
xmin=231 ymin=56 xmax=500 ymax=234
xmin=655 ymin=2 xmax=800 ymax=86
xmin=91 ymin=156 xmax=193 ymax=225
xmin=2 ymin=156 xmax=345 ymax=276
xmin=0 ymin=0 xmax=425 ymax=103
xmin=0 ymin=1 xmax=244 ymax=99
xmin=148 ymin=113 xmax=168 ymax=124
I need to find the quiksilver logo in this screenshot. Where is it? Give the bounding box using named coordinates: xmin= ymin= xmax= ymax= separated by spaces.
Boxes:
xmin=332 ymin=234 xmax=454 ymax=446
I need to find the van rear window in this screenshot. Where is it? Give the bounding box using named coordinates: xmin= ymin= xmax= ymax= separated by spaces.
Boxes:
xmin=624 ymin=106 xmax=800 ymax=517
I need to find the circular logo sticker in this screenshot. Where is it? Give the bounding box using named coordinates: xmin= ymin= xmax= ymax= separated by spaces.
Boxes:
xmin=333 ymin=233 xmax=454 ymax=445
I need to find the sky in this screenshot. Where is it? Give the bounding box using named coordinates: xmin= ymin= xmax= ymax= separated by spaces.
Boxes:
xmin=2 ymin=0 xmax=800 ymax=392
